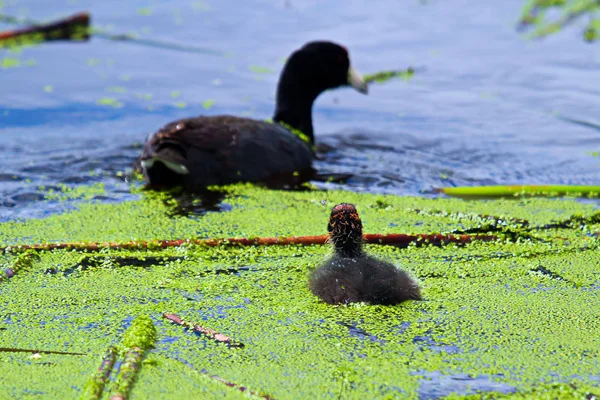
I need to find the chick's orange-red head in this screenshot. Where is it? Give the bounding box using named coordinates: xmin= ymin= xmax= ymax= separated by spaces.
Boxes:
xmin=327 ymin=203 xmax=363 ymax=257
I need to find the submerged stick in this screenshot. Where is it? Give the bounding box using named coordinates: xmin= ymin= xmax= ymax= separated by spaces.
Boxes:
xmin=1 ymin=233 xmax=497 ymax=253
xmin=163 ymin=313 xmax=244 ymax=348
xmin=80 ymin=346 xmax=117 ymax=400
xmin=107 ymin=316 xmax=156 ymax=400
xmin=205 ymin=373 xmax=274 ymax=400
xmin=0 ymin=12 xmax=89 ymax=46
xmin=109 ymin=347 xmax=144 ymax=400
xmin=169 ymin=358 xmax=274 ymax=400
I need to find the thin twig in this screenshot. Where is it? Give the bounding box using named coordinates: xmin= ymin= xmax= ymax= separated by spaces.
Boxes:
xmin=0 ymin=233 xmax=497 ymax=254
xmin=0 ymin=347 xmax=86 ymax=355
xmin=163 ymin=313 xmax=244 ymax=348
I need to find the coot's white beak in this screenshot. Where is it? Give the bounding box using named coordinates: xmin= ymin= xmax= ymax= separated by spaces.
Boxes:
xmin=141 ymin=157 xmax=189 ymax=175
xmin=348 ymin=66 xmax=368 ymax=94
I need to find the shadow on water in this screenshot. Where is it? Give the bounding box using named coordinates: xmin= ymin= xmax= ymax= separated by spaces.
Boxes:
xmin=142 ymin=186 xmax=231 ymax=218
xmin=339 ymin=321 xmax=385 ymax=344
xmin=140 ymin=168 xmax=354 ymax=218
xmin=412 ymin=335 xmax=461 ymax=354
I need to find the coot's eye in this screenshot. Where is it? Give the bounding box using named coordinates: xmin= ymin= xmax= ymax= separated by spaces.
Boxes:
xmin=337 ymin=55 xmax=345 ymax=64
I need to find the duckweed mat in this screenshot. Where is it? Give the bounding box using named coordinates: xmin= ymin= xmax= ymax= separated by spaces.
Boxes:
xmin=0 ymin=185 xmax=599 ymax=399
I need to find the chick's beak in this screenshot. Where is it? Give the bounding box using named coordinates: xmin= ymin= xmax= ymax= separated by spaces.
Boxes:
xmin=348 ymin=66 xmax=369 ymax=94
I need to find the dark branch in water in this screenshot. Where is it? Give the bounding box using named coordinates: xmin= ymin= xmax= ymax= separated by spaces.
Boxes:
xmin=530 ymin=265 xmax=568 ymax=281
xmin=0 ymin=12 xmax=90 ymax=47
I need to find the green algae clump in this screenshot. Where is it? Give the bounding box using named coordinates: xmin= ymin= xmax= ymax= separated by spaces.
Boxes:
xmin=122 ymin=315 xmax=157 ymax=351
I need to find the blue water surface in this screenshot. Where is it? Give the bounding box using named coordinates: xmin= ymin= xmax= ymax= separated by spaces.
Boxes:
xmin=0 ymin=0 xmax=599 ymax=221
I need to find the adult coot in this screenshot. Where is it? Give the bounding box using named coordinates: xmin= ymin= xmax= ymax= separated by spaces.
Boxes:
xmin=138 ymin=41 xmax=368 ymax=189
xmin=309 ymin=203 xmax=421 ymax=305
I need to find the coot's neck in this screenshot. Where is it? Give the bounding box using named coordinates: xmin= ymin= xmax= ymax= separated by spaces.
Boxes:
xmin=273 ymin=104 xmax=314 ymax=144
xmin=331 ymin=235 xmax=364 ymax=258
xmin=273 ymin=68 xmax=320 ymax=144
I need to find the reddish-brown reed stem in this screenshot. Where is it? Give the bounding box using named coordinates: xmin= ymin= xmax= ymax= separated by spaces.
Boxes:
xmin=1 ymin=233 xmax=497 ymax=253
xmin=163 ymin=313 xmax=243 ymax=348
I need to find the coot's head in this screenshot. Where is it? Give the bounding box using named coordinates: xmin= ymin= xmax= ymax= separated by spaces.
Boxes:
xmin=286 ymin=41 xmax=368 ymax=95
xmin=327 ymin=203 xmax=363 ymax=258
xmin=274 ymin=41 xmax=368 ymax=142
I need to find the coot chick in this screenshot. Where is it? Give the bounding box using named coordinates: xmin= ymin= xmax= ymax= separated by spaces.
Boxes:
xmin=138 ymin=41 xmax=368 ymax=189
xmin=309 ymin=203 xmax=421 ymax=305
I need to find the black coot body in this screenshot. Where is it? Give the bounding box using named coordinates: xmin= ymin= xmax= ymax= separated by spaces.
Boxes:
xmin=138 ymin=41 xmax=368 ymax=189
xmin=309 ymin=203 xmax=421 ymax=305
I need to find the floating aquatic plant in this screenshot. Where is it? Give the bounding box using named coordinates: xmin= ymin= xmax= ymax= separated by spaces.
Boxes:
xmin=363 ymin=67 xmax=416 ymax=84
xmin=202 ymin=99 xmax=216 ymax=110
xmin=438 ymin=184 xmax=600 ymax=198
xmin=519 ymin=0 xmax=600 ymax=42
xmin=96 ymin=97 xmax=124 ymax=108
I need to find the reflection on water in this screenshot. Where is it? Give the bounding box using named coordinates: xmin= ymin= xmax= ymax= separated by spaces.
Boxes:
xmin=1 ymin=0 xmax=599 ymax=222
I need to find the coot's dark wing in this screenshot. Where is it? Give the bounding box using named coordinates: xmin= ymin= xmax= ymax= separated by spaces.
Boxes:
xmin=309 ymin=256 xmax=421 ymax=305
xmin=139 ymin=115 xmax=313 ymax=188
xmin=309 ymin=258 xmax=365 ymax=304
xmin=361 ymin=256 xmax=421 ymax=305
